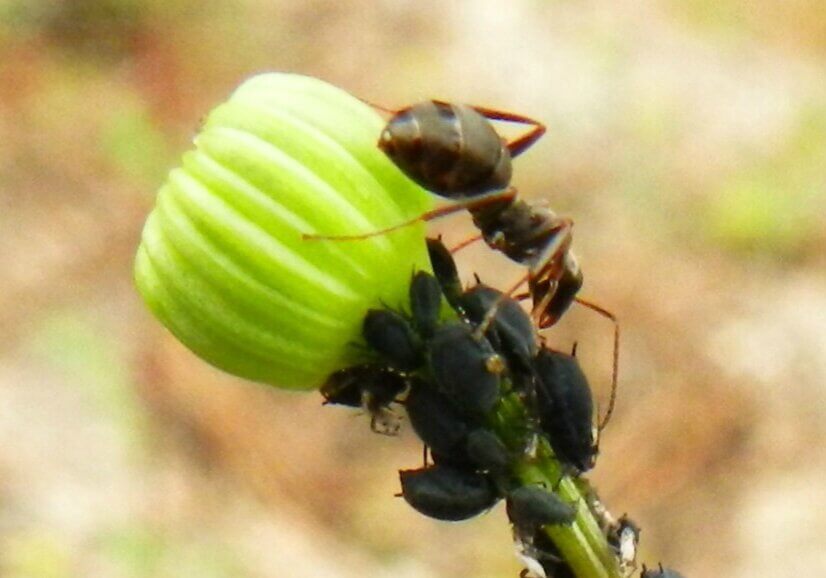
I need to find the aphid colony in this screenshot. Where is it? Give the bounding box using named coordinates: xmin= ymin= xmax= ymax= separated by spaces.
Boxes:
xmin=306 ymin=99 xmax=621 ymax=429
xmin=323 ymin=238 xmax=597 ymax=575
xmin=317 ymin=101 xmax=685 ymax=578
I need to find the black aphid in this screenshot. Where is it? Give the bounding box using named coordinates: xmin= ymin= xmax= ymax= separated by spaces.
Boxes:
xmin=399 ymin=464 xmax=500 ymax=521
xmin=307 ymin=106 xmax=622 ymax=423
xmin=533 ymin=348 xmax=597 ymax=473
xmin=426 ymin=237 xmax=463 ymax=309
xmin=407 ymin=378 xmax=510 ymax=473
xmin=405 ymin=378 xmax=470 ymax=458
xmin=506 ymin=486 xmax=577 ymax=533
xmin=460 ymin=283 xmax=538 ymax=373
xmin=428 ymin=321 xmax=504 ymax=417
xmin=321 ymin=364 xmax=407 ymax=434
xmin=410 ymin=270 xmax=443 ymax=338
xmin=363 ymin=309 xmax=422 ymax=371
xmin=641 ymin=563 xmax=686 ymax=578
xmin=465 ymin=428 xmax=510 ymax=474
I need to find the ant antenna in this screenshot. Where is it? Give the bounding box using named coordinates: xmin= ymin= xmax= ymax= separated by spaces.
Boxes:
xmin=358 ymin=98 xmax=398 ymax=116
xmin=573 ymin=296 xmax=620 ymax=432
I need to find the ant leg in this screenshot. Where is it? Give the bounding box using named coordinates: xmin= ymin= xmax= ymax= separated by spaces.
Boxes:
xmin=527 ymin=220 xmax=576 ymax=326
xmin=303 ymin=188 xmax=517 ymax=242
xmin=537 ymin=294 xmax=620 ymax=433
xmin=469 ymin=105 xmax=546 ymax=158
xmin=514 ymin=289 xmax=555 ymax=321
xmin=471 ymin=272 xmax=531 ymax=340
xmin=573 ymin=296 xmax=620 ymax=433
xmin=303 ymin=203 xmax=467 ymax=241
xmin=448 ymin=234 xmax=484 ymax=255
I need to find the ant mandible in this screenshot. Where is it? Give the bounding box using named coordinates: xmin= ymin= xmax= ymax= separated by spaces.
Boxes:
xmin=305 ymin=99 xmax=619 ymax=430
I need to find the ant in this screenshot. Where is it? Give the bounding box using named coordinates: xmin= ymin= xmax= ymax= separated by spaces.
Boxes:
xmin=306 ymin=99 xmax=619 ymax=430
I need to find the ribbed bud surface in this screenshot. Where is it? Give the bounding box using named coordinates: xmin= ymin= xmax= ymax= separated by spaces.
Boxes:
xmin=135 ymin=73 xmax=432 ymax=389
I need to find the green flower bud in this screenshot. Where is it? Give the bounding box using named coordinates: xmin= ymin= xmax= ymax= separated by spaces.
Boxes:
xmin=134 ymin=73 xmax=432 ymax=390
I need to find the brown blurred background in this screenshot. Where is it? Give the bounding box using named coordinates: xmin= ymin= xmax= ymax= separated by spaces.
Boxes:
xmin=1 ymin=1 xmax=825 ymax=577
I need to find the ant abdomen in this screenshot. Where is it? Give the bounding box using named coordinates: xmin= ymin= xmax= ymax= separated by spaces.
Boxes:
xmin=379 ymin=101 xmax=512 ymax=198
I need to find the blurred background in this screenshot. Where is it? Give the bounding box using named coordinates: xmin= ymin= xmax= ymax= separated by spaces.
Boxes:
xmin=1 ymin=1 xmax=825 ymax=577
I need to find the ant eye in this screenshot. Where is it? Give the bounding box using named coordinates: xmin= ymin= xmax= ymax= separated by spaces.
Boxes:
xmin=379 ymin=130 xmax=395 ymax=151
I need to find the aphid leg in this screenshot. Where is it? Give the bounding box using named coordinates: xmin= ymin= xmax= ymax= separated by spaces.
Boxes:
xmin=303 ymin=188 xmax=518 ymax=242
xmin=422 ymin=444 xmax=429 ymax=467
xmin=446 ymin=102 xmax=547 ymax=158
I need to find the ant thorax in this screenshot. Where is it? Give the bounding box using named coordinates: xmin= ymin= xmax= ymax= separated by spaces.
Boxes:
xmin=470 ymin=200 xmax=566 ymax=268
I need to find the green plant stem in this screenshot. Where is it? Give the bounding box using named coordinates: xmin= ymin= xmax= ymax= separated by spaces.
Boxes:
xmin=493 ymin=394 xmax=622 ymax=578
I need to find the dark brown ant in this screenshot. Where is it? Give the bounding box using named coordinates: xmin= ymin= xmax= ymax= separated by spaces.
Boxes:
xmin=305 ymin=100 xmax=619 ymax=429
xmin=306 ymin=101 xmax=568 ymax=314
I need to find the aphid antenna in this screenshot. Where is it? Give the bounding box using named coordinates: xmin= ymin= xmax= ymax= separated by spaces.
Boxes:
xmin=375 ymin=297 xmax=405 ymax=317
xmin=302 ymin=188 xmax=518 ymax=242
xmin=346 ymin=341 xmax=373 ymax=356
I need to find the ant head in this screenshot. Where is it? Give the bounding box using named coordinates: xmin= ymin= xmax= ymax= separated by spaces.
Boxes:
xmin=378 ymin=127 xmax=396 ymax=155
xmin=377 ymin=106 xmax=425 ymax=175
